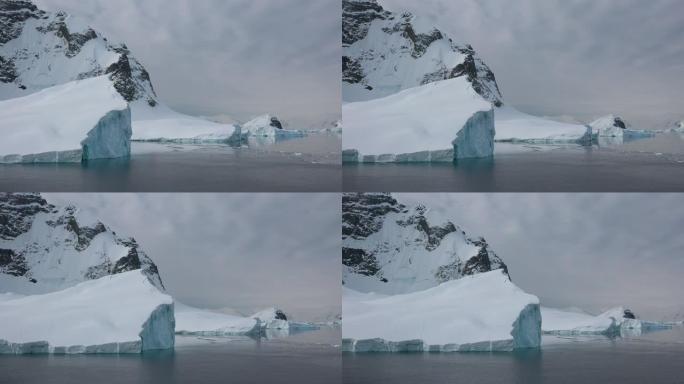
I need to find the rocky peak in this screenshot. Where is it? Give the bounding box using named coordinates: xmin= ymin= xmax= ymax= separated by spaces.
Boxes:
xmin=0 ymin=193 xmax=164 ymax=291
xmin=343 ymin=193 xmax=509 ymax=293
xmin=613 ymin=117 xmax=626 ymax=129
xmin=0 ymin=0 xmax=158 ymax=106
xmin=342 ymin=0 xmax=503 ymax=106
xmin=269 ymin=116 xmax=283 ymax=130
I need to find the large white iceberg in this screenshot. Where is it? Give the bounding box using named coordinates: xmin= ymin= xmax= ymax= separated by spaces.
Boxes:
xmin=0 ymin=76 xmax=131 ymax=163
xmin=343 ymin=270 xmax=541 ymax=352
xmin=174 ymin=302 xmax=260 ymax=336
xmin=252 ymin=308 xmax=290 ymax=330
xmin=495 ymin=106 xmax=592 ymax=144
xmin=343 ymin=78 xmax=495 ymax=162
xmin=0 ymin=270 xmax=174 ymax=354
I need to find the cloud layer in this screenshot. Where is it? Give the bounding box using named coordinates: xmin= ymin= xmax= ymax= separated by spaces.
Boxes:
xmin=36 ymin=0 xmax=341 ymax=127
xmin=45 ymin=193 xmax=341 ymax=321
xmin=383 ymin=0 xmax=684 ymax=127
xmin=397 ymin=193 xmax=684 ymax=320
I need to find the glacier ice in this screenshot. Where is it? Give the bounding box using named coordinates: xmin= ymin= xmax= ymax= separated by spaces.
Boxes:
xmin=0 ymin=76 xmax=132 ymax=163
xmin=495 ymin=106 xmax=592 ymax=144
xmin=242 ymin=114 xmax=305 ymax=138
xmin=343 ymin=270 xmax=542 ymax=352
xmin=0 ymin=270 xmax=175 ymax=354
xmin=342 ymin=77 xmax=495 ymax=162
xmin=174 ymin=302 xmax=261 ymax=336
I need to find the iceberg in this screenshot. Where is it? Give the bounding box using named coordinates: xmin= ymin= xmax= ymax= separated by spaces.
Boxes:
xmin=0 ymin=76 xmax=131 ymax=163
xmin=541 ymin=306 xmax=670 ymax=337
xmin=242 ymin=114 xmax=305 ymax=138
xmin=252 ymin=308 xmax=290 ymax=330
xmin=130 ymin=103 xmax=243 ymax=143
xmin=0 ymin=270 xmax=174 ymax=354
xmin=174 ymin=302 xmax=260 ymax=336
xmin=495 ymin=106 xmax=592 ymax=144
xmin=342 ymin=77 xmax=495 ymax=162
xmin=343 ymin=270 xmax=541 ymax=352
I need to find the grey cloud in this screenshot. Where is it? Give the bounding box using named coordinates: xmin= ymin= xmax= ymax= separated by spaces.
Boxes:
xmin=35 ymin=0 xmax=341 ymax=127
xmin=396 ymin=193 xmax=684 ymax=320
xmin=44 ymin=193 xmax=341 ymax=322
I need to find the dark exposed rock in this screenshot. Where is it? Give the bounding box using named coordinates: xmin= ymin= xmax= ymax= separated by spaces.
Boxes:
xmin=0 ymin=248 xmax=28 ymax=277
xmin=0 ymin=0 xmax=45 ymax=45
xmin=343 ymin=193 xmax=405 ymax=240
xmin=614 ymin=117 xmax=626 ymax=129
xmin=275 ymin=310 xmax=287 ymax=321
xmin=269 ymin=117 xmax=283 ymax=130
xmin=106 ymin=54 xmax=136 ymax=102
xmin=37 ymin=17 xmax=98 ymax=57
xmin=343 ymin=247 xmax=380 ymax=277
xmin=449 ymin=52 xmax=503 ymax=107
xmin=0 ymin=55 xmax=17 ymax=83
xmin=342 ymin=0 xmax=391 ymax=46
xmin=0 ymin=193 xmax=52 ymax=240
xmin=342 ymin=56 xmax=365 ymax=84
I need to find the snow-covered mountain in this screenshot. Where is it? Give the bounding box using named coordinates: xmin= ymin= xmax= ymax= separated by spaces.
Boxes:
xmin=0 ymin=0 xmax=156 ymax=105
xmin=343 ymin=193 xmax=508 ymax=295
xmin=342 ymin=0 xmax=502 ymax=106
xmin=242 ymin=114 xmax=304 ymax=138
xmin=0 ymin=0 xmax=241 ymax=145
xmin=342 ymin=193 xmax=541 ymax=352
xmin=0 ymin=192 xmax=164 ymax=294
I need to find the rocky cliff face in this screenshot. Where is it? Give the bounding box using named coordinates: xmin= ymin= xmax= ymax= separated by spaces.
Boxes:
xmin=0 ymin=193 xmax=164 ymax=292
xmin=343 ymin=193 xmax=508 ymax=294
xmin=342 ymin=0 xmax=502 ymax=106
xmin=0 ymin=0 xmax=157 ymax=106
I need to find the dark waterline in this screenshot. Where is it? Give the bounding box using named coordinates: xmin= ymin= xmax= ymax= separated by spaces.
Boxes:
xmin=0 ymin=329 xmax=341 ymax=384
xmin=344 ymin=135 xmax=684 ymax=192
xmin=0 ymin=136 xmax=341 ymax=192
xmin=343 ymin=328 xmax=684 ymax=384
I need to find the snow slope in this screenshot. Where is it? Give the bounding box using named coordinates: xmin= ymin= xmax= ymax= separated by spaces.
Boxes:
xmin=0 ymin=193 xmax=164 ymax=294
xmin=174 ymin=302 xmax=260 ymax=336
xmin=495 ymin=106 xmax=592 ymax=143
xmin=0 ymin=76 xmax=131 ymax=163
xmin=0 ymin=270 xmax=174 ymax=354
xmin=343 ymin=77 xmax=494 ymax=162
xmin=343 ymin=270 xmax=541 ymax=352
xmin=343 ymin=193 xmax=508 ymax=295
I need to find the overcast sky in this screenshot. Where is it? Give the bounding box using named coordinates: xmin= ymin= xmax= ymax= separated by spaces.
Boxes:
xmin=45 ymin=193 xmax=341 ymax=322
xmin=396 ymin=193 xmax=684 ymax=321
xmin=35 ymin=0 xmax=341 ymax=128
xmin=383 ymin=0 xmax=684 ymax=127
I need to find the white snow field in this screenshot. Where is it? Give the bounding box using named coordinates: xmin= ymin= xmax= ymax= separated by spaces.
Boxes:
xmin=0 ymin=270 xmax=174 ymax=354
xmin=495 ymin=106 xmax=592 ymax=144
xmin=0 ymin=76 xmax=131 ymax=163
xmin=174 ymin=302 xmax=260 ymax=336
xmin=343 ymin=78 xmax=495 ymax=162
xmin=242 ymin=114 xmax=305 ymax=138
xmin=130 ymin=102 xmax=243 ymax=143
xmin=342 ymin=270 xmax=541 ymax=352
